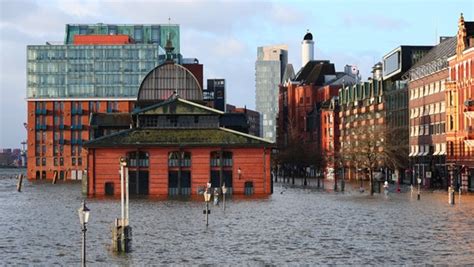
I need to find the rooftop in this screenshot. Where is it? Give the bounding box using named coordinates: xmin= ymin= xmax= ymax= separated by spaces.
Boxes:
xmin=84 ymin=128 xmax=273 ymax=148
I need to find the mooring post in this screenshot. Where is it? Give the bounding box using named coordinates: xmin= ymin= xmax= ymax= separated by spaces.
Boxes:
xmin=52 ymin=171 xmax=58 ymax=184
xmin=16 ymin=174 xmax=23 ymax=192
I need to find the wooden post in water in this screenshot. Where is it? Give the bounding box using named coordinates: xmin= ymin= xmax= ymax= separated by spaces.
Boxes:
xmin=17 ymin=174 xmax=24 ymax=192
xmin=52 ymin=171 xmax=58 ymax=184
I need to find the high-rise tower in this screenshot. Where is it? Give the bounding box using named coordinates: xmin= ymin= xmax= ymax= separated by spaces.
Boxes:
xmin=255 ymin=45 xmax=288 ymax=141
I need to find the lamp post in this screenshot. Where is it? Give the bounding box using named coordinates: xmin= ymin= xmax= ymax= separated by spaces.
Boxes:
xmin=222 ymin=183 xmax=227 ymax=211
xmin=203 ymin=182 xmax=211 ymax=227
xmin=78 ymin=201 xmax=90 ymax=267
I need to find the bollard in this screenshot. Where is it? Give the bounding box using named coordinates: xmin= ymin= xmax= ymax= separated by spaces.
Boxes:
xmin=16 ymin=174 xmax=24 ymax=192
xmin=112 ymin=218 xmax=132 ymax=253
xmin=52 ymin=171 xmax=58 ymax=184
xmin=448 ymin=186 xmax=455 ymax=205
xmin=459 ymin=187 xmax=461 ymax=203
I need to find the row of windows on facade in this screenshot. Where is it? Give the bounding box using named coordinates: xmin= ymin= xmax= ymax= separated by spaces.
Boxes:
xmin=339 ymin=96 xmax=384 ymax=108
xmin=35 ymin=101 xmax=121 ymax=115
xmin=410 ymin=102 xmax=446 ymax=118
xmin=410 ymin=123 xmax=446 ymax=137
xmin=35 ymin=143 xmax=82 ymax=156
xmin=29 ymin=73 xmax=146 ymax=86
xmin=35 ymin=157 xmax=82 ymax=166
xmin=28 ymin=61 xmax=157 ymax=75
xmin=340 ymin=111 xmax=384 ymax=124
xmin=29 ymin=86 xmax=139 ymax=98
xmin=139 ymin=116 xmax=218 ymax=128
xmin=450 ymin=59 xmax=473 ymax=81
xmin=409 ymin=141 xmax=473 ymax=157
xmin=409 ymin=80 xmax=446 ymax=100
xmin=28 ymin=48 xmax=160 ymax=61
xmin=385 ymin=92 xmax=408 ymax=110
xmin=123 ymin=151 xmax=235 ymax=168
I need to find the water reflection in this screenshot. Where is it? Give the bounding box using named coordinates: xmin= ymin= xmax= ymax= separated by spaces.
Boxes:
xmin=1 ymin=169 xmax=474 ymax=265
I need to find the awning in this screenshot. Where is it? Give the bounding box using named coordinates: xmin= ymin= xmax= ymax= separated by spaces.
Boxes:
xmin=422 ymin=151 xmax=429 ymax=156
xmin=433 ymin=144 xmax=440 ymax=156
xmin=439 ymin=145 xmax=446 ymax=155
xmin=409 ymin=151 xmax=414 ymax=157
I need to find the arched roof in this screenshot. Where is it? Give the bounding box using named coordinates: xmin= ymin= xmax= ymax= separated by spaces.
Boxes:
xmin=137 ymin=62 xmax=202 ymax=102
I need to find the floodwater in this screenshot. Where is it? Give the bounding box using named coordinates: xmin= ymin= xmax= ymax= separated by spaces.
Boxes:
xmin=1 ymin=168 xmax=474 ymax=265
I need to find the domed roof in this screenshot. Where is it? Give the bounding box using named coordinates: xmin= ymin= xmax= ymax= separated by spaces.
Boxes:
xmin=303 ymin=32 xmax=313 ymax=41
xmin=137 ymin=63 xmax=202 ymax=102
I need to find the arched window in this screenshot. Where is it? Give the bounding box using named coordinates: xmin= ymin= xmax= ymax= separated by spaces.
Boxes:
xmin=128 ymin=151 xmax=149 ymax=167
xmin=168 ymin=151 xmax=191 ymax=167
xmin=210 ymin=151 xmax=233 ymax=167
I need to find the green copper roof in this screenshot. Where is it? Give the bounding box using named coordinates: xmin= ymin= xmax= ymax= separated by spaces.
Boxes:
xmin=84 ymin=127 xmax=273 ymax=148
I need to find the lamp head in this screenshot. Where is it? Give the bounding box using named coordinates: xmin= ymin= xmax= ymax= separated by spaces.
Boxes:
xmin=78 ymin=201 xmax=90 ymax=226
xmin=119 ymin=157 xmax=127 ymax=167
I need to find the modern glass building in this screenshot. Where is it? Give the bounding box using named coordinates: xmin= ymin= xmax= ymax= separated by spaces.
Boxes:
xmin=255 ymin=45 xmax=288 ymax=142
xmin=27 ymin=44 xmax=164 ymax=98
xmin=27 ymin=23 xmax=181 ymax=99
xmin=25 ymin=23 xmax=180 ymax=181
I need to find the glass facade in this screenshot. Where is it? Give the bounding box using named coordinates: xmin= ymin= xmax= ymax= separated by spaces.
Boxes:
xmin=255 ymin=45 xmax=288 ymax=142
xmin=27 ymin=44 xmax=165 ymax=98
xmin=64 ymin=24 xmax=180 ymax=55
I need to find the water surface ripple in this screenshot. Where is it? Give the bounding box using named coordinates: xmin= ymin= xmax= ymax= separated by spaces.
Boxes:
xmin=1 ymin=169 xmax=474 ymax=265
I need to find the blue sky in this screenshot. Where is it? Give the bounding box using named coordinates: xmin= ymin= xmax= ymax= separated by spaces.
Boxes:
xmin=0 ymin=0 xmax=472 ymax=148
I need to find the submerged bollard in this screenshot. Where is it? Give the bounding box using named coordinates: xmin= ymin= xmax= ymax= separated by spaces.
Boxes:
xmin=52 ymin=171 xmax=58 ymax=184
xmin=17 ymin=174 xmax=24 ymax=192
xmin=448 ymin=186 xmax=455 ymax=205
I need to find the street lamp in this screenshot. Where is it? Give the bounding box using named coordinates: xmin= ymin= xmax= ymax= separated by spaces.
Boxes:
xmin=203 ymin=182 xmax=211 ymax=227
xmin=238 ymin=167 xmax=242 ymax=180
xmin=78 ymin=201 xmax=90 ymax=267
xmin=222 ymin=183 xmax=228 ymax=211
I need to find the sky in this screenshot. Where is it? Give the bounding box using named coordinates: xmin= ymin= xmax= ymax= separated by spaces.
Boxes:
xmin=0 ymin=0 xmax=473 ymax=148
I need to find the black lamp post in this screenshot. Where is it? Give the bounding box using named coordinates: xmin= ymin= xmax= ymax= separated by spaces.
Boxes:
xmin=78 ymin=201 xmax=90 ymax=267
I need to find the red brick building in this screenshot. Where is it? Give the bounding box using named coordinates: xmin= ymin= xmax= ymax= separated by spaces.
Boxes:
xmin=406 ymin=37 xmax=454 ymax=188
xmin=84 ymin=58 xmax=273 ymax=197
xmin=445 ymin=14 xmax=474 ymax=191
xmin=277 ymin=60 xmax=356 ymax=177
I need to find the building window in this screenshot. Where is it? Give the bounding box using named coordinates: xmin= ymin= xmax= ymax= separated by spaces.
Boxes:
xmin=60 ymin=157 xmax=64 ymax=166
xmin=78 ymin=157 xmax=82 ymax=166
xmin=41 ymin=157 xmax=46 ymax=166
xmin=168 ymin=151 xmax=191 ymax=167
xmin=72 ymin=157 xmax=76 ymax=166
xmin=36 ymin=157 xmax=40 ymax=166
xmin=128 ymin=151 xmax=149 ymax=167
xmin=54 ymin=158 xmax=58 ymax=166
